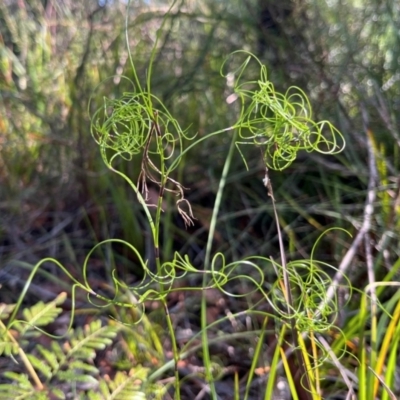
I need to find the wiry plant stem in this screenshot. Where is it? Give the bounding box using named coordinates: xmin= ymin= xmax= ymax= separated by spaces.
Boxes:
xmin=263 ymin=166 xmax=312 ymax=400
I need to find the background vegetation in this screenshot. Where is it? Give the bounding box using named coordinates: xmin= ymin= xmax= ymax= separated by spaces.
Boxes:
xmin=1 ymin=0 xmax=400 ymax=399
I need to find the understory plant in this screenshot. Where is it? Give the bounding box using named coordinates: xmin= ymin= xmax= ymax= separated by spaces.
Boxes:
xmin=1 ymin=2 xmax=400 ymax=400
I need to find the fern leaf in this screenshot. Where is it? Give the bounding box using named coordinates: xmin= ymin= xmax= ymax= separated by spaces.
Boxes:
xmin=1 ymin=319 xmax=121 ymax=399
xmin=68 ymin=359 xmax=99 ymax=374
xmin=51 ymin=340 xmax=65 ymax=361
xmin=48 ymin=388 xmax=65 ymax=399
xmin=0 ymin=303 xmax=16 ymax=320
xmin=20 ymin=292 xmax=67 ymax=334
xmin=37 ymin=343 xmax=61 ymax=371
xmin=98 ymin=368 xmax=148 ymax=400
xmin=0 ymin=333 xmax=19 ymax=356
xmin=0 ymin=372 xmax=36 ymax=399
xmin=68 ymin=320 xmax=118 ymax=360
xmin=56 ymin=358 xmax=99 ymax=390
xmin=25 ymin=343 xmax=66 ymax=382
xmin=57 ymin=369 xmax=98 ymax=385
xmin=30 ymin=345 xmax=99 ymax=386
xmin=27 ymin=353 xmax=53 ymax=380
xmin=87 ymin=391 xmax=104 ymax=400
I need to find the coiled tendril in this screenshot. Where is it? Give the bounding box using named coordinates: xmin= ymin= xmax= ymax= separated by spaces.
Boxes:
xmin=222 ymin=51 xmax=345 ymax=170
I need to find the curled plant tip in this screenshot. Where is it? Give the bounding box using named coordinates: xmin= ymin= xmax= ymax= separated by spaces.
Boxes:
xmin=270 ymin=259 xmax=341 ymax=334
xmin=91 ymin=87 xmax=198 ymax=226
xmin=90 ymin=62 xmax=203 ymax=252
xmin=228 ymin=52 xmax=345 ymax=170
xmin=91 ymin=90 xmax=188 ymax=169
xmin=91 ymin=93 xmax=153 ymax=159
xmin=177 ymin=198 xmax=196 ymax=227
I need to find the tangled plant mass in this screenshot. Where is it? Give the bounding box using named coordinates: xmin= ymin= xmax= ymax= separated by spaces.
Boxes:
xmin=228 ymin=53 xmax=345 ymax=170
xmin=88 ymin=52 xmax=347 ymax=335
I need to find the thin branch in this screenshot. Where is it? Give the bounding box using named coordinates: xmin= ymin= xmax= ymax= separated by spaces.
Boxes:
xmin=317 ymin=335 xmax=357 ymax=400
xmin=263 ymin=166 xmax=312 ymax=400
xmin=319 ymin=105 xmax=378 ymax=312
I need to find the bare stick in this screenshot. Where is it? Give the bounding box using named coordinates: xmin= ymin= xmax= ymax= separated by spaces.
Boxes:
xmin=319 ymin=105 xmax=378 ymax=314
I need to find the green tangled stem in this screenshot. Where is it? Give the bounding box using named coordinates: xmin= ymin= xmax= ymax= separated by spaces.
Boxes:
xmin=91 ymin=90 xmax=188 ymax=164
xmin=89 ymin=83 xmax=197 ymax=230
xmin=221 ymin=51 xmax=345 ymax=170
xmin=6 ymin=241 xmax=347 ymax=344
xmin=85 ymin=49 xmax=351 ymax=382
xmin=86 ymin=51 xmax=349 ymax=334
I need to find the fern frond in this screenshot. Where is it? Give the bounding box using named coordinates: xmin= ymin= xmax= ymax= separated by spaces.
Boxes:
xmin=51 ymin=340 xmax=65 ymax=361
xmin=37 ymin=343 xmax=60 ymax=371
xmin=1 ymin=316 xmax=124 ymax=398
xmin=0 ymin=371 xmax=65 ymax=399
xmin=0 ymin=330 xmax=19 ymax=356
xmin=87 ymin=391 xmax=104 ymax=400
xmin=97 ymin=368 xmax=149 ymax=400
xmin=27 ymin=352 xmax=53 ymax=380
xmin=26 ymin=342 xmax=66 ymax=383
xmin=68 ymin=359 xmax=99 ymax=374
xmin=0 ymin=372 xmax=38 ymax=399
xmin=0 ymin=303 xmax=16 ymax=320
xmin=68 ymin=319 xmax=118 ymax=360
xmin=0 ymin=313 xmax=22 ymax=356
xmin=57 ymin=369 xmax=99 ymax=385
xmin=17 ymin=292 xmax=67 ymax=335
xmin=48 ymin=388 xmax=65 ymax=399
xmin=27 ymin=336 xmax=103 ymax=386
